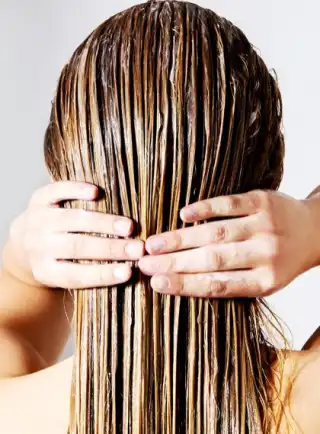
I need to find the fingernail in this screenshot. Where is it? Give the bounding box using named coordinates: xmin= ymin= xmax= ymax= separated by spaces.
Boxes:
xmin=181 ymin=206 xmax=198 ymax=220
xmin=151 ymin=275 xmax=171 ymax=292
xmin=125 ymin=241 xmax=144 ymax=259
xmin=147 ymin=236 xmax=166 ymax=253
xmin=113 ymin=265 xmax=130 ymax=281
xmin=114 ymin=219 xmax=132 ymax=236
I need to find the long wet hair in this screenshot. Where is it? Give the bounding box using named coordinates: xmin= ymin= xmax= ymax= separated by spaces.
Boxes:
xmin=44 ymin=1 xmax=287 ymax=433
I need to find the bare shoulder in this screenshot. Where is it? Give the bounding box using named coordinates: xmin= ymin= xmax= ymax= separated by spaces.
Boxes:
xmin=0 ymin=356 xmax=73 ymax=434
xmin=274 ymin=348 xmax=320 ymax=433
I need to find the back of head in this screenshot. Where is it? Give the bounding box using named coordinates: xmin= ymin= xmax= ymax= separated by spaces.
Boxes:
xmin=44 ymin=1 xmax=285 ymax=433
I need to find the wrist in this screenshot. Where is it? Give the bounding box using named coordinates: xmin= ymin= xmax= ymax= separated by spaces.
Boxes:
xmin=303 ymin=192 xmax=320 ymax=268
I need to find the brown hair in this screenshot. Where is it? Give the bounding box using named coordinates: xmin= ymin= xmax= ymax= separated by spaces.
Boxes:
xmin=44 ymin=1 xmax=287 ymax=433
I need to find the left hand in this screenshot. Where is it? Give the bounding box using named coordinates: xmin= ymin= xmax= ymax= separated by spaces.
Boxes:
xmin=138 ymin=190 xmax=318 ymax=298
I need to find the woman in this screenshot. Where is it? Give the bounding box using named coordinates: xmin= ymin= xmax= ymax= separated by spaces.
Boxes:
xmin=1 ymin=1 xmax=320 ymax=433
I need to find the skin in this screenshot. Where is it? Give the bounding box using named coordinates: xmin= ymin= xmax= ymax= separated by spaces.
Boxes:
xmin=0 ymin=181 xmax=320 ymax=433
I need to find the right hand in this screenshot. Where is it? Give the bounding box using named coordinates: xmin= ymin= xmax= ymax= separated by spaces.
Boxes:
xmin=7 ymin=181 xmax=144 ymax=289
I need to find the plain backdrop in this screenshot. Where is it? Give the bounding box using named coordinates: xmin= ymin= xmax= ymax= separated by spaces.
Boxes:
xmin=0 ymin=0 xmax=319 ymax=360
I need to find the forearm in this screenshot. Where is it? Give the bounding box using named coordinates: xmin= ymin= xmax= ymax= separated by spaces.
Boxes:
xmin=304 ymin=185 xmax=320 ymax=267
xmin=302 ymin=326 xmax=320 ymax=350
xmin=0 ymin=241 xmax=73 ymax=372
xmin=307 ymin=185 xmax=320 ymax=199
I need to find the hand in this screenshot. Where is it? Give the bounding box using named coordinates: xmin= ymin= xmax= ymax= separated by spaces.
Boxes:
xmin=7 ymin=181 xmax=144 ymax=289
xmin=139 ymin=190 xmax=318 ymax=298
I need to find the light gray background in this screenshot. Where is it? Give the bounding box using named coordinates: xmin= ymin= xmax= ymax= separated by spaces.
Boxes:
xmin=0 ymin=0 xmax=319 ymax=359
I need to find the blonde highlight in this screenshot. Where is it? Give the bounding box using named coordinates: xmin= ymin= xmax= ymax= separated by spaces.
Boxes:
xmin=44 ymin=1 xmax=289 ymax=433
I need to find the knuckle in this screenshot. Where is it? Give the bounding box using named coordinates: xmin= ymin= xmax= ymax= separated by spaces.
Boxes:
xmin=25 ymin=209 xmax=49 ymax=233
xmin=54 ymin=207 xmax=67 ymax=224
xmin=236 ymin=278 xmax=249 ymax=295
xmin=212 ymin=224 xmax=227 ymax=243
xmin=59 ymin=276 xmax=76 ymax=289
xmin=203 ymin=248 xmax=213 ymax=270
xmin=108 ymin=239 xmax=121 ymax=258
xmin=229 ymin=243 xmax=239 ymax=261
xmin=263 ymin=236 xmax=280 ymax=261
xmin=202 ymin=199 xmax=214 ymax=213
xmin=174 ymin=276 xmax=184 ymax=295
xmin=196 ymin=200 xmax=214 ymax=219
xmin=248 ymin=190 xmax=266 ymax=209
xmin=205 ymin=247 xmax=225 ymax=271
xmin=53 ymin=211 xmax=70 ymax=233
xmin=171 ymin=231 xmax=183 ymax=250
xmin=250 ymin=190 xmax=276 ymax=217
xmin=164 ymin=254 xmax=177 ymax=273
xmin=260 ymin=269 xmax=278 ymax=294
xmin=239 ymin=222 xmax=251 ymax=239
xmin=225 ymin=195 xmax=241 ymax=213
xmin=59 ymin=267 xmax=83 ymax=289
xmin=257 ymin=190 xmax=273 ymax=212
xmin=207 ymin=277 xmax=228 ymax=297
xmin=76 ymin=209 xmax=91 ymax=227
xmin=29 ymin=210 xmax=45 ymax=231
xmin=32 ymin=267 xmax=42 ymax=283
xmin=259 ymin=211 xmax=276 ymax=232
xmin=69 ymin=236 xmax=84 ymax=257
xmin=32 ymin=263 xmax=49 ymax=285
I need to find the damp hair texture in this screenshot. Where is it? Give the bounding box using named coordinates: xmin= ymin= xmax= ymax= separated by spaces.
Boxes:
xmin=44 ymin=1 xmax=289 ymax=433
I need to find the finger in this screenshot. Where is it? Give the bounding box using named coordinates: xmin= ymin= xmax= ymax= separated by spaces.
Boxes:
xmin=41 ymin=233 xmax=144 ymax=261
xmin=30 ymin=181 xmax=98 ymax=206
xmin=28 ymin=208 xmax=133 ymax=237
xmin=139 ymin=241 xmax=262 ymax=275
xmin=150 ymin=270 xmax=263 ymax=298
xmin=180 ymin=190 xmax=265 ymax=222
xmin=146 ymin=215 xmax=257 ymax=254
xmin=33 ymin=260 xmax=132 ymax=289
